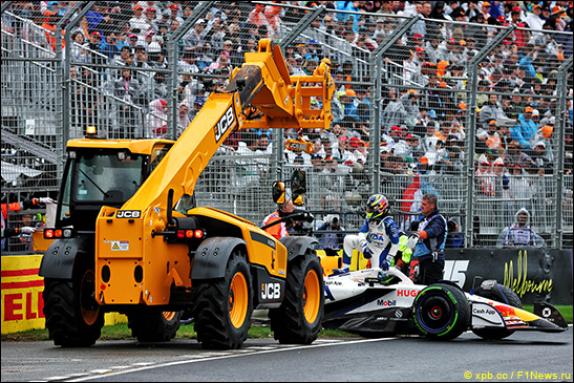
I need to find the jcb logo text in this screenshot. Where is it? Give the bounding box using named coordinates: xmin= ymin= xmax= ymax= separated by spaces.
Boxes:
xmin=214 ymin=107 xmax=236 ymax=142
xmin=116 ymin=210 xmax=141 ymax=219
xmin=261 ymin=283 xmax=281 ymax=300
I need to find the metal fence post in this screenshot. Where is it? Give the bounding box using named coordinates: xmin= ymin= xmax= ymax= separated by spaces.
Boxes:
xmin=0 ymin=1 xmax=12 ymax=14
xmin=62 ymin=2 xmax=95 ymax=147
xmin=55 ymin=3 xmax=87 ymax=179
xmin=168 ymin=1 xmax=215 ymax=140
xmin=278 ymin=5 xmax=325 ymax=50
xmin=369 ymin=16 xmax=420 ymax=194
xmin=553 ymin=55 xmax=573 ymax=249
xmin=464 ymin=26 xmax=515 ymax=248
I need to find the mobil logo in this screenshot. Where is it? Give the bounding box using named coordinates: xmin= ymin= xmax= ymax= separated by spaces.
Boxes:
xmin=396 ymin=289 xmax=419 ymax=298
xmin=377 ymin=299 xmax=396 ymax=307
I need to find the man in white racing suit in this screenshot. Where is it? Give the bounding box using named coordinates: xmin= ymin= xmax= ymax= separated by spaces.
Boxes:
xmin=340 ymin=194 xmax=400 ymax=272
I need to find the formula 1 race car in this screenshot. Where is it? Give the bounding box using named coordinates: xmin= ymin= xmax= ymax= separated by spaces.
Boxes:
xmin=322 ymin=267 xmax=568 ymax=340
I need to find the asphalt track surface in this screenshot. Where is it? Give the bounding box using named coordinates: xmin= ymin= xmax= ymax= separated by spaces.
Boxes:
xmin=2 ymin=327 xmax=572 ymax=382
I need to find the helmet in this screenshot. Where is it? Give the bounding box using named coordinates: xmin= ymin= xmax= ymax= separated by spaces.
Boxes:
xmin=365 ymin=194 xmax=389 ymax=221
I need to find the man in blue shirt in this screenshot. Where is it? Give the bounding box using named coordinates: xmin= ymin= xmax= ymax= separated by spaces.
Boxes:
xmin=407 ymin=193 xmax=447 ymax=284
xmin=511 ymin=106 xmax=538 ymax=151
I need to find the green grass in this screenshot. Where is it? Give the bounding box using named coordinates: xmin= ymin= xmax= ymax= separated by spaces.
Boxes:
xmin=4 ymin=306 xmax=569 ymax=342
xmin=1 ymin=322 xmax=355 ymax=342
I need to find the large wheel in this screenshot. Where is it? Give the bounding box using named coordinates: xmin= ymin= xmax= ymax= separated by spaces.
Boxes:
xmin=472 ymin=281 xmax=522 ymax=340
xmin=413 ymin=283 xmax=470 ymax=340
xmin=191 ymin=251 xmax=253 ymax=349
xmin=269 ymin=251 xmax=324 ymax=344
xmin=128 ymin=309 xmax=182 ymax=342
xmin=43 ymin=261 xmax=104 ymax=347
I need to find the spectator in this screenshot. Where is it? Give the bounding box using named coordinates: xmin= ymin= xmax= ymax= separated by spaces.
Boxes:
xmin=113 ymin=68 xmax=142 ymax=137
xmin=511 ymin=106 xmax=539 ymax=150
xmin=129 ymin=4 xmax=149 ymax=35
xmin=479 ymin=94 xmax=513 ymax=128
xmin=317 ymin=214 xmax=345 ymax=256
xmin=177 ymin=101 xmax=191 ymax=135
xmin=475 ymin=154 xmax=495 ymax=197
xmin=146 ymin=98 xmax=169 ymax=138
xmin=185 ymin=18 xmax=207 ymax=47
xmin=531 ymin=140 xmax=552 ymax=171
xmin=114 ymin=45 xmax=133 ymax=66
xmin=496 ymin=208 xmax=545 ymax=248
xmin=147 ymin=41 xmax=166 ymax=68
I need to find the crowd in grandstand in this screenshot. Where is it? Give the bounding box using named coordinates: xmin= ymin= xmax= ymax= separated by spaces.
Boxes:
xmin=2 ymin=1 xmax=573 ymax=239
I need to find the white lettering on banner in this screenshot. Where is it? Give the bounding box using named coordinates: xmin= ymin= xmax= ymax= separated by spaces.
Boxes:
xmin=444 ymin=260 xmax=469 ymax=288
xmin=261 ymin=283 xmax=281 ymax=300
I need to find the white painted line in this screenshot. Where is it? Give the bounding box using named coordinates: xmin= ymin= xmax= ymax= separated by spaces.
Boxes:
xmin=44 ymin=377 xmax=70 ymax=381
xmin=110 ymin=365 xmax=132 ymax=370
xmin=191 ymin=351 xmax=233 ymax=357
xmin=67 ymin=337 xmax=397 ymax=382
xmin=172 ymin=354 xmax=209 ymax=359
xmin=65 ymin=373 xmax=90 ymax=378
xmin=129 ymin=362 xmax=154 ymax=367
xmin=314 ymin=339 xmax=344 ymax=343
xmin=244 ymin=346 xmax=276 ymax=350
xmin=89 ymin=369 xmax=112 ymax=374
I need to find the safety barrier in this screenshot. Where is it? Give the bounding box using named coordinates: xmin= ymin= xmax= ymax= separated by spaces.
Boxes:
xmin=1 ymin=255 xmax=126 ymax=335
xmin=1 ymin=2 xmax=572 ymax=250
xmin=444 ymin=248 xmax=573 ymax=305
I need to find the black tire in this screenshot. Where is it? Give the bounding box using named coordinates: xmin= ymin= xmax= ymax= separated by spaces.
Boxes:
xmin=269 ymin=251 xmax=324 ymax=344
xmin=472 ymin=281 xmax=522 ymax=340
xmin=128 ymin=309 xmax=182 ymax=342
xmin=413 ymin=283 xmax=470 ymax=340
xmin=191 ymin=251 xmax=253 ymax=349
xmin=43 ymin=262 xmax=104 ymax=347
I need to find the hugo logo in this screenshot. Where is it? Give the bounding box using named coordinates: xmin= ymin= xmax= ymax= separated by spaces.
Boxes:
xmin=396 ymin=289 xmax=419 ymax=297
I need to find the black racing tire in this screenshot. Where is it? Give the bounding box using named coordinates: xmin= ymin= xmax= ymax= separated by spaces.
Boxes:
xmin=413 ymin=283 xmax=470 ymax=340
xmin=127 ymin=309 xmax=182 ymax=342
xmin=269 ymin=251 xmax=324 ymax=344
xmin=472 ymin=281 xmax=522 ymax=340
xmin=191 ymin=250 xmax=253 ymax=349
xmin=43 ymin=262 xmax=104 ymax=347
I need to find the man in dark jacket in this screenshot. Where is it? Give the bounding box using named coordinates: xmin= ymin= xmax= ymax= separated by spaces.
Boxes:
xmin=407 ymin=193 xmax=447 ymax=284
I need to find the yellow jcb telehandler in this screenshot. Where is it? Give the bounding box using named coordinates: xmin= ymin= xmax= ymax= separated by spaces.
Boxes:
xmin=39 ymin=39 xmax=335 ymax=349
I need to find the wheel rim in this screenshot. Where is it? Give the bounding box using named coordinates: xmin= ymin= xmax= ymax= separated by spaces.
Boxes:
xmin=418 ymin=295 xmax=452 ymax=333
xmin=429 ymin=305 xmax=443 ymax=320
xmin=229 ymin=272 xmax=248 ymax=329
xmin=303 ymin=269 xmax=320 ymax=324
xmin=162 ymin=311 xmax=176 ymax=321
xmin=79 ymin=270 xmax=100 ymax=326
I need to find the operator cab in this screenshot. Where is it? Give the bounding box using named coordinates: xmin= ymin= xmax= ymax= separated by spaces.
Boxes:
xmin=53 ymin=140 xmax=173 ymax=233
